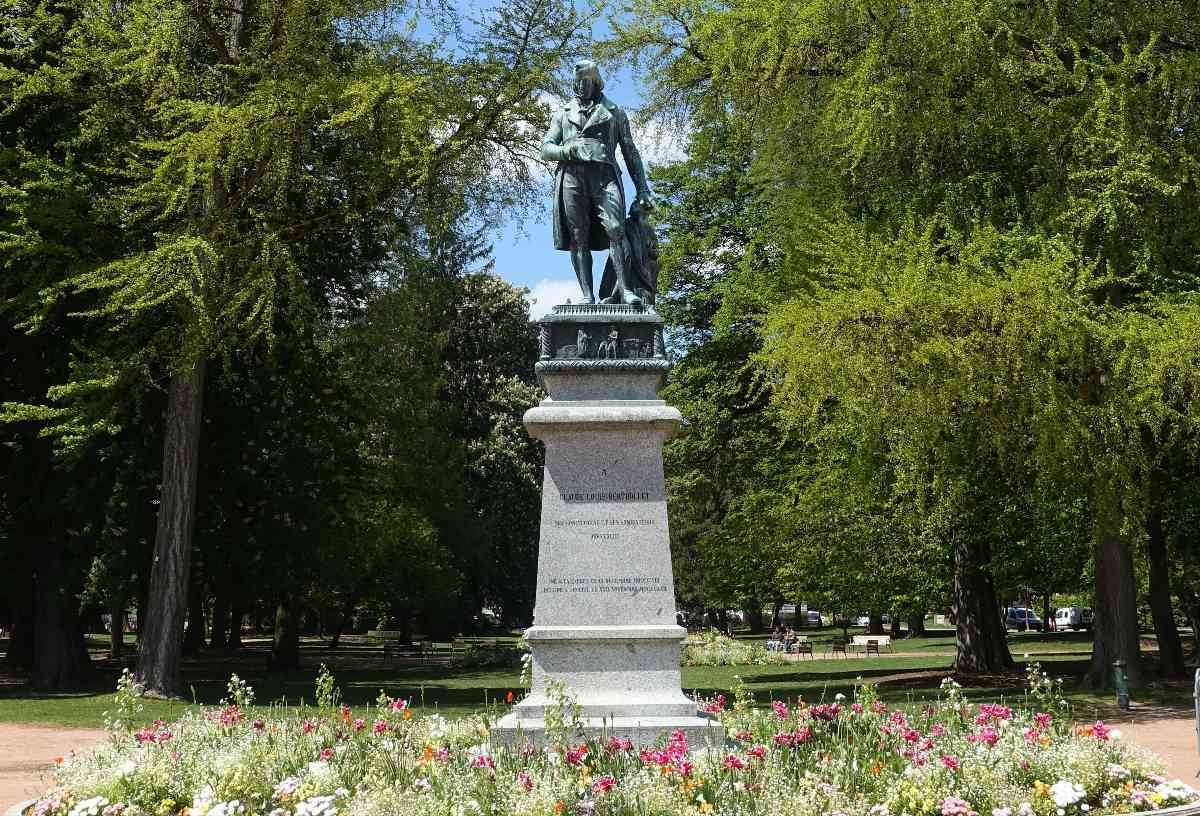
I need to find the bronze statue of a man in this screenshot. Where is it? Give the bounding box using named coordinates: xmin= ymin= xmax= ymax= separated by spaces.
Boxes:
xmin=542 ymin=60 xmax=653 ymax=305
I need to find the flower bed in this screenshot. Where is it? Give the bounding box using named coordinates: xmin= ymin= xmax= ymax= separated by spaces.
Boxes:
xmin=29 ymin=665 xmax=1197 ymax=816
xmin=682 ymin=630 xmax=788 ymax=666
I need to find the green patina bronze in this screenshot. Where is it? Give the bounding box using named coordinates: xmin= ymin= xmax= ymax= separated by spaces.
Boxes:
xmin=542 ymin=60 xmax=656 ymax=306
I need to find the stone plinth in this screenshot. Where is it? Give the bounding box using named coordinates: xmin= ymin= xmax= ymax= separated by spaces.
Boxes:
xmin=491 ymin=304 xmax=723 ymax=749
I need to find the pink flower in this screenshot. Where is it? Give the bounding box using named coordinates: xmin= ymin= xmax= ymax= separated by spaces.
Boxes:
xmin=940 ymin=796 xmax=977 ymax=816
xmin=734 ymin=730 xmax=754 ymax=741
xmin=605 ymin=736 xmax=632 ymax=753
xmin=1092 ymin=720 xmax=1111 ymax=741
xmin=872 ymin=700 xmax=888 ymax=713
xmin=519 ymin=742 xmax=537 ymax=758
xmin=318 ymin=747 xmax=334 ymax=761
xmin=772 ymin=700 xmax=789 ymax=720
xmin=940 ymin=754 xmax=960 ymax=772
xmin=565 ymin=745 xmax=587 ymax=766
xmin=301 ymin=719 xmax=317 ymax=734
xmin=811 ymin=703 xmax=841 ymax=721
xmin=434 ymin=746 xmax=451 ymax=761
xmin=889 ymin=710 xmax=908 ymax=727
xmin=352 ymin=718 xmax=366 ymax=732
xmin=517 ymin=770 xmax=533 ymax=792
xmin=1023 ymin=726 xmax=1040 ymax=744
xmin=930 ymin=723 xmax=946 ymax=737
xmin=1034 ymin=712 xmax=1052 ymax=729
xmin=373 ymin=719 xmax=389 ymax=735
xmin=704 ymin=694 xmax=728 ymax=713
xmin=851 ymin=703 xmax=863 ymax=714
xmin=723 ymin=754 xmax=746 ymax=770
xmin=978 ymin=703 xmax=1012 ymax=721
xmin=676 ymin=760 xmax=694 ymax=777
xmin=747 ymin=744 xmax=766 ymax=759
xmin=472 ymin=754 xmax=495 ymax=770
xmin=903 ymin=728 xmax=921 ymax=743
xmin=134 ymin=728 xmax=157 ymax=743
xmin=391 ymin=698 xmax=408 ymax=712
xmin=966 ymin=726 xmax=999 ymax=747
xmin=591 ymin=774 xmax=616 ymax=794
xmin=252 ymin=719 xmax=266 ymax=731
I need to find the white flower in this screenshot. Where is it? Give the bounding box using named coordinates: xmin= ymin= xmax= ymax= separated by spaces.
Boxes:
xmin=273 ymin=778 xmax=301 ymax=800
xmin=413 ymin=778 xmax=432 ymax=793
xmin=305 ymin=761 xmax=330 ymax=778
xmin=294 ymin=796 xmax=337 ymax=816
xmin=870 ymin=806 xmax=890 ymax=816
xmin=835 ymin=693 xmax=846 ymax=702
xmin=116 ymin=760 xmax=137 ymax=778
xmin=208 ymin=801 xmax=245 ymax=816
xmin=192 ymin=787 xmax=216 ymax=816
xmin=426 ymin=714 xmax=448 ymax=738
xmin=1107 ymin=729 xmax=1122 ymax=740
xmin=993 ymin=808 xmax=1012 ymax=816
xmin=1018 ymin=802 xmax=1034 ymax=816
xmin=1050 ymin=781 xmax=1085 ymax=809
xmin=1106 ymin=764 xmax=1130 ymax=780
xmin=268 ymin=810 xmax=289 ymax=816
xmin=1154 ymin=780 xmax=1198 ymax=804
xmin=69 ymin=797 xmax=109 ymax=816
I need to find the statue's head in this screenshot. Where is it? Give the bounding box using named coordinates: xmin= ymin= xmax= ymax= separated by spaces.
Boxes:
xmin=573 ymin=60 xmax=604 ymax=102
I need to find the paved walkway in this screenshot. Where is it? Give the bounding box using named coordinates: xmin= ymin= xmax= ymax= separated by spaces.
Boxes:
xmin=1112 ymin=706 xmax=1199 ymax=783
xmin=0 ymin=725 xmax=105 ymax=811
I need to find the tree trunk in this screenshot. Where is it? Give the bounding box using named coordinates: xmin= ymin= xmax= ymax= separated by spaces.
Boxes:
xmin=952 ymin=536 xmax=1014 ymax=673
xmin=5 ymin=586 xmax=34 ymax=671
xmin=109 ymin=589 xmax=125 ymax=660
xmin=182 ymin=570 xmax=206 ymax=654
xmin=329 ymin=597 xmax=356 ymax=650
xmin=1146 ymin=500 xmax=1185 ymax=677
xmin=136 ymin=360 xmax=207 ymax=697
xmin=907 ymin=613 xmax=926 ymax=638
xmin=889 ymin=615 xmax=902 ymax=638
xmin=1085 ymin=505 xmax=1144 ymax=688
xmin=29 ymin=542 xmax=93 ymax=690
xmin=745 ymin=600 xmax=765 ymax=634
xmin=771 ymin=600 xmax=783 ymax=629
xmin=228 ymin=603 xmax=245 ymax=649
xmin=209 ymin=586 xmax=230 ymax=650
xmin=1042 ymin=592 xmax=1052 ymax=633
xmin=270 ymin=597 xmax=299 ymax=671
xmin=868 ymin=610 xmax=884 ymax=636
xmin=1179 ymin=587 xmax=1200 ymax=662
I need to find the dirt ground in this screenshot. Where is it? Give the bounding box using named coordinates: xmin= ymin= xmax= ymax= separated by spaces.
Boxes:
xmin=1 ymin=714 xmax=1197 ymax=812
xmin=0 ymin=725 xmax=105 ymax=812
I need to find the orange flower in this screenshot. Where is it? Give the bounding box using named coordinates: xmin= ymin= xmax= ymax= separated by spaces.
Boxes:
xmin=423 ymin=745 xmax=435 ymax=762
xmin=506 ymin=691 xmax=514 ymax=704
xmin=54 ymin=756 xmax=64 ymax=765
xmin=554 ymin=800 xmax=565 ymax=814
xmin=403 ymin=709 xmax=413 ymax=720
xmin=871 ymin=763 xmax=882 ymax=775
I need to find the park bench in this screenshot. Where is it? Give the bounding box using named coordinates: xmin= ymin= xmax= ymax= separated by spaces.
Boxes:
xmin=793 ymin=640 xmax=813 ymax=658
xmin=851 ymin=634 xmax=892 ymax=653
xmin=827 ymin=638 xmax=849 ymax=658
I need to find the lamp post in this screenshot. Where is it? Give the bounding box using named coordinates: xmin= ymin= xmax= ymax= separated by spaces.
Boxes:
xmin=1112 ymin=659 xmax=1130 ymax=710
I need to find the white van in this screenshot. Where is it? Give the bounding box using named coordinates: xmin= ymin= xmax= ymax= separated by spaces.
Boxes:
xmin=1054 ymin=606 xmax=1093 ymax=631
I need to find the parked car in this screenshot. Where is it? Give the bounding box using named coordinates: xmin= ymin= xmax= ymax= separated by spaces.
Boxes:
xmin=1054 ymin=606 xmax=1093 ymax=631
xmin=1004 ymin=607 xmax=1043 ymax=632
xmin=855 ymin=615 xmax=870 ymax=627
xmin=806 ymin=610 xmax=823 ymax=627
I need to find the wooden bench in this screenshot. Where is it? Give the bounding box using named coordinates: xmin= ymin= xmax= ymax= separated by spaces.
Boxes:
xmin=827 ymin=638 xmax=848 ymax=658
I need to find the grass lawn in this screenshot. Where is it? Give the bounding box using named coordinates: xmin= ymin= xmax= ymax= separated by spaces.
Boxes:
xmin=0 ymin=631 xmax=1187 ymax=729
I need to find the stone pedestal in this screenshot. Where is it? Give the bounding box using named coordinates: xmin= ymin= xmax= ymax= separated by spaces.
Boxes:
xmin=491 ymin=304 xmax=723 ymax=748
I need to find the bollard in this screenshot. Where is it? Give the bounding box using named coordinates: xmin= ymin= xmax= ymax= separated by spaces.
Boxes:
xmin=1113 ymin=659 xmax=1130 ymax=710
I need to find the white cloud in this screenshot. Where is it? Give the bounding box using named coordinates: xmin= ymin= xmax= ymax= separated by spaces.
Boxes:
xmin=525 ymin=276 xmax=581 ymax=313
xmin=632 ymin=117 xmax=691 ymax=166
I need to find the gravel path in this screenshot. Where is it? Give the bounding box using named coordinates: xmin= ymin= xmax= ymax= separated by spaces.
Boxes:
xmin=0 ymin=724 xmax=105 ymax=811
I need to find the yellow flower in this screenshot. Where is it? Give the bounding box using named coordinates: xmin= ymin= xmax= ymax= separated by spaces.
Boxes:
xmin=1033 ymin=781 xmax=1050 ymax=797
xmin=698 ymin=804 xmax=713 ymax=814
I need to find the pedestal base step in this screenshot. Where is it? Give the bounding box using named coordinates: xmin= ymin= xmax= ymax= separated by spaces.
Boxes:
xmin=490 ymin=713 xmax=725 ymax=749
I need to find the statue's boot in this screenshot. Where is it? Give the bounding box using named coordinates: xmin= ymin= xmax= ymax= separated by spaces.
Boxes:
xmin=600 ymin=240 xmax=642 ymax=306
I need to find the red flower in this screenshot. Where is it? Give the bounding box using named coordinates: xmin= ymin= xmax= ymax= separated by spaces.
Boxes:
xmin=506 ymin=691 xmax=514 ymax=704
xmin=747 ymin=744 xmax=766 ymax=759
xmin=318 ymin=747 xmax=334 ymax=761
xmin=723 ymin=754 xmax=746 ymax=770
xmin=591 ymin=774 xmax=616 ymax=794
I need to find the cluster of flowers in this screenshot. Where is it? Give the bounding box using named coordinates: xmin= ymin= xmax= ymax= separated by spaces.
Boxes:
xmin=27 ymin=665 xmax=1198 ymax=816
xmin=682 ymin=630 xmax=788 ymax=666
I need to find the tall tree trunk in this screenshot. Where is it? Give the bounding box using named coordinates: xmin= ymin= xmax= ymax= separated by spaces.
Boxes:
xmin=1085 ymin=505 xmax=1143 ymax=688
xmin=136 ymin=360 xmax=207 ymax=697
xmin=1042 ymin=592 xmax=1052 ymax=633
xmin=952 ymin=537 xmax=1014 ymax=673
xmin=30 ymin=542 xmax=93 ymax=690
xmin=5 ymin=582 xmax=34 ymax=671
xmin=270 ymin=597 xmax=299 ymax=671
xmin=868 ymin=610 xmax=884 ymax=636
xmin=745 ymin=600 xmax=764 ymax=634
xmin=210 ymin=585 xmax=230 ymax=650
xmin=182 ymin=569 xmax=206 ymax=654
xmin=1179 ymin=587 xmax=1200 ymax=662
xmin=228 ymin=602 xmax=245 ymax=649
xmin=109 ymin=588 xmax=125 ymax=660
xmin=771 ymin=600 xmax=783 ymax=629
xmin=1146 ymin=499 xmax=1185 ymax=677
xmin=907 ymin=613 xmax=926 ymax=638
xmin=889 ymin=615 xmax=902 ymax=638
xmin=329 ymin=597 xmax=357 ymax=650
